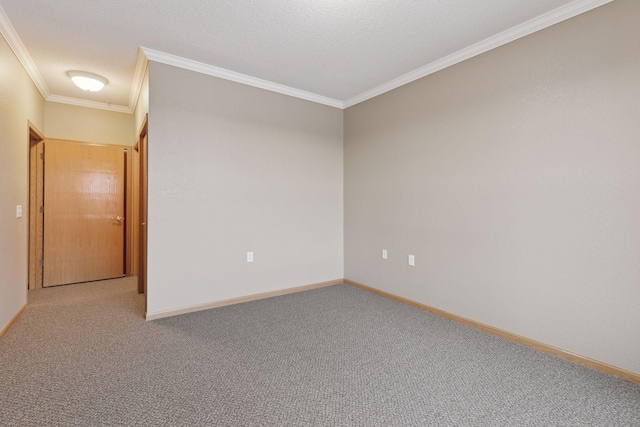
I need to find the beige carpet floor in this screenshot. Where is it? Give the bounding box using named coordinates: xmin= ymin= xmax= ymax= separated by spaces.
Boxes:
xmin=1 ymin=278 xmax=639 ymax=426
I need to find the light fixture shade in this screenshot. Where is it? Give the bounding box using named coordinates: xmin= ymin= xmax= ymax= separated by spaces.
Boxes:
xmin=67 ymin=71 xmax=108 ymax=92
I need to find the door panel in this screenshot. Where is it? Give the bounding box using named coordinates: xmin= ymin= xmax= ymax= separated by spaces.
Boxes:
xmin=43 ymin=140 xmax=125 ymax=287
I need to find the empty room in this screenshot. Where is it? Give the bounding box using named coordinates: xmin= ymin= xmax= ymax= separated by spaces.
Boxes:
xmin=1 ymin=0 xmax=639 ymax=425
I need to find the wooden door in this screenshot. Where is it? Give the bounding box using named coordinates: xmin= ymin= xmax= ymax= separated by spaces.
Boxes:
xmin=43 ymin=140 xmax=126 ymax=287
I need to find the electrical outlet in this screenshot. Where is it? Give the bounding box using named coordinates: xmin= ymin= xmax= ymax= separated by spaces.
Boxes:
xmin=382 ymin=249 xmax=388 ymax=260
xmin=247 ymin=252 xmax=254 ymax=263
xmin=408 ymin=255 xmax=415 ymax=266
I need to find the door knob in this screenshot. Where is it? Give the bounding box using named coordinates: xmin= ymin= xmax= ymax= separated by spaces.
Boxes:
xmin=113 ymin=216 xmax=124 ymax=222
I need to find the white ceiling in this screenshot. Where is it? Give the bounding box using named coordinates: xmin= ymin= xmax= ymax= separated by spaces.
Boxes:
xmin=0 ymin=0 xmax=611 ymax=112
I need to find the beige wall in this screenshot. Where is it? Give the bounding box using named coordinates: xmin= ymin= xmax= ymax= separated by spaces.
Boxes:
xmin=0 ymin=35 xmax=45 ymax=331
xmin=344 ymin=0 xmax=640 ymax=375
xmin=146 ymin=62 xmax=344 ymax=316
xmin=45 ymin=102 xmax=134 ymax=146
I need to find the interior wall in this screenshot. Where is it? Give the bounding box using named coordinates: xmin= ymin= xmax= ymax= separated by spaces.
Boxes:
xmin=134 ymin=68 xmax=149 ymax=135
xmin=146 ymin=61 xmax=344 ymax=316
xmin=344 ymin=0 xmax=640 ymax=375
xmin=0 ymin=34 xmax=45 ymax=331
xmin=44 ymin=102 xmax=134 ymax=146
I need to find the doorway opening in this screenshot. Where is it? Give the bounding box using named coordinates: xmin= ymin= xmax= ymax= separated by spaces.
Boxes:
xmin=26 ymin=117 xmax=148 ymax=317
xmin=27 ymin=122 xmax=44 ymax=290
xmin=134 ymin=115 xmax=148 ymax=312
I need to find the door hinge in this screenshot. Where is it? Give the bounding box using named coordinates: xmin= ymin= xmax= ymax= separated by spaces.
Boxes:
xmin=39 ymin=259 xmax=43 ymax=267
xmin=39 ymin=206 xmax=44 ymax=213
xmin=40 ymin=152 xmax=44 ymax=160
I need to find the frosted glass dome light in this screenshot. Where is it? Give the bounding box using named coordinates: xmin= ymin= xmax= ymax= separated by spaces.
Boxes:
xmin=67 ymin=71 xmax=108 ymax=92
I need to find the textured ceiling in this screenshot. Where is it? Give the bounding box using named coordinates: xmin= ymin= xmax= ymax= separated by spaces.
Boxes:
xmin=0 ymin=0 xmax=611 ymax=111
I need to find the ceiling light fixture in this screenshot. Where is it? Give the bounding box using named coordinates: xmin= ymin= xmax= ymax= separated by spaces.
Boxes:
xmin=67 ymin=71 xmax=108 ymax=92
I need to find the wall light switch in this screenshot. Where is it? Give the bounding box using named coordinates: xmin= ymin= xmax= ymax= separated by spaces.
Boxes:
xmin=382 ymin=249 xmax=388 ymax=260
xmin=408 ymin=255 xmax=415 ymax=266
xmin=247 ymin=252 xmax=254 ymax=263
xmin=16 ymin=205 xmax=23 ymax=218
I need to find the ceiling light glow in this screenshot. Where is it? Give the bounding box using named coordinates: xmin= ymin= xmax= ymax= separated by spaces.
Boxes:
xmin=67 ymin=71 xmax=108 ymax=92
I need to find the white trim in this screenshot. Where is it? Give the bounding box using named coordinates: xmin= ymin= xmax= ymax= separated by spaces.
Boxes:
xmin=0 ymin=5 xmax=50 ymax=98
xmin=46 ymin=94 xmax=132 ymax=114
xmin=141 ymin=47 xmax=344 ymax=109
xmin=343 ymin=0 xmax=614 ymax=108
xmin=129 ymin=48 xmax=148 ymax=113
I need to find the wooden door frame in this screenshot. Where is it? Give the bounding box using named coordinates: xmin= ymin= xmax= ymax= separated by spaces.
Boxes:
xmin=135 ymin=115 xmax=148 ymax=302
xmin=124 ymin=146 xmax=132 ymax=277
xmin=27 ymin=122 xmax=45 ymax=290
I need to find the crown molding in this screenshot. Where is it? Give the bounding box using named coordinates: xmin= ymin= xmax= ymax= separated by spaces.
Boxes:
xmin=46 ymin=94 xmax=132 ymax=114
xmin=1 ymin=0 xmax=614 ymax=113
xmin=141 ymin=47 xmax=344 ymax=109
xmin=0 ymin=5 xmax=50 ymax=98
xmin=343 ymin=0 xmax=614 ymax=108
